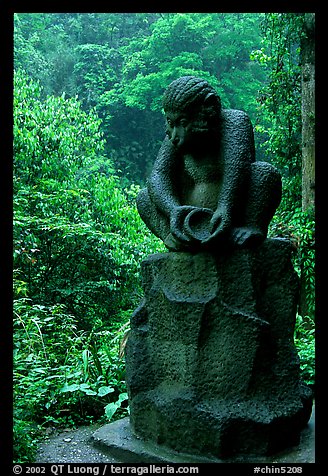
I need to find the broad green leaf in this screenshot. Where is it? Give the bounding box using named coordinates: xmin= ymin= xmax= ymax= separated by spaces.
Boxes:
xmin=105 ymin=402 xmax=119 ymax=420
xmin=61 ymin=383 xmax=80 ymax=393
xmin=97 ymin=386 xmax=115 ymax=397
xmin=118 ymin=392 xmax=128 ymax=403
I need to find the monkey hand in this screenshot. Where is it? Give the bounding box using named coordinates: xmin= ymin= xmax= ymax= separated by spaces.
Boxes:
xmin=202 ymin=206 xmax=231 ymax=244
xmin=170 ymin=205 xmax=197 ymax=243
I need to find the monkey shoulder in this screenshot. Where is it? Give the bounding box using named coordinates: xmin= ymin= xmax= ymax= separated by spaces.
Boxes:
xmin=220 ymin=109 xmax=255 ymax=163
xmin=153 ymin=135 xmax=177 ymax=172
xmin=221 ymin=109 xmax=252 ymax=132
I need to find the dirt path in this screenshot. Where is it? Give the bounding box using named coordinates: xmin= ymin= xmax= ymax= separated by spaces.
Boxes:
xmin=35 ymin=424 xmax=120 ymax=463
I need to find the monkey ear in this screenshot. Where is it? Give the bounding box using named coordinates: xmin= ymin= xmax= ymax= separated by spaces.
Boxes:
xmin=203 ymin=92 xmax=221 ymax=112
xmin=204 ymin=92 xmax=215 ymax=100
xmin=204 ymin=93 xmax=217 ymax=105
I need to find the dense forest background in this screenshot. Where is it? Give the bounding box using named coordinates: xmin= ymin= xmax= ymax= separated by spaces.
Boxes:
xmin=13 ymin=13 xmax=315 ymax=463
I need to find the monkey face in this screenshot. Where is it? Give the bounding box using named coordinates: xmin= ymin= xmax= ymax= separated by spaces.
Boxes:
xmin=166 ymin=112 xmax=191 ymax=150
xmin=165 ymin=109 xmax=215 ymax=153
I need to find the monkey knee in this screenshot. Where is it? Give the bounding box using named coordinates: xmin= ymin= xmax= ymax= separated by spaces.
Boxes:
xmin=251 ymin=161 xmax=282 ymax=198
xmin=136 ymin=188 xmax=170 ymax=241
xmin=136 ymin=188 xmax=151 ymax=219
xmin=252 ymin=161 xmax=280 ymax=180
xmin=248 ymin=161 xmax=282 ymax=226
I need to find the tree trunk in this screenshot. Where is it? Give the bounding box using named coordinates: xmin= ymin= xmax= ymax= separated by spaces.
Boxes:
xmin=299 ymin=13 xmax=315 ymax=319
xmin=301 ymin=13 xmax=315 ymax=212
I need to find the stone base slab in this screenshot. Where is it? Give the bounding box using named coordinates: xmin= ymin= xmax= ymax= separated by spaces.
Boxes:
xmin=91 ymin=417 xmax=219 ymax=463
xmin=91 ymin=414 xmax=315 ymax=464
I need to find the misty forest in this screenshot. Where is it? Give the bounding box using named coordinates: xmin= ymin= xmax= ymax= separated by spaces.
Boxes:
xmin=13 ymin=13 xmax=315 ymax=463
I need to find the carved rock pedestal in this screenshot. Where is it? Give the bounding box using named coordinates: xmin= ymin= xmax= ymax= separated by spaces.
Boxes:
xmin=125 ymin=239 xmax=313 ymax=459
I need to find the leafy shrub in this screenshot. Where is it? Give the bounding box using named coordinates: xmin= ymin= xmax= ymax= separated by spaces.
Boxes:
xmin=14 ymin=70 xmax=164 ymax=330
xmin=269 ymin=206 xmax=315 ymax=319
xmin=13 ymin=296 xmax=84 ymax=462
xmin=60 ymin=319 xmax=130 ymax=423
xmin=13 ymin=418 xmax=40 ymax=464
xmin=13 ymin=285 xmax=131 ymax=462
xmin=269 ymin=207 xmax=315 ymax=389
xmin=294 ymin=314 xmax=315 ymax=388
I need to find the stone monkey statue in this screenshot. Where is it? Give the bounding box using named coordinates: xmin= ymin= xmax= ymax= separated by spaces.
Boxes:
xmin=137 ymin=76 xmax=282 ymax=251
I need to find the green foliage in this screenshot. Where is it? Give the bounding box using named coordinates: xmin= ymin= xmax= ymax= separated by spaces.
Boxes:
xmin=13 ymin=299 xmax=82 ymax=417
xmin=108 ymin=13 xmax=265 ymax=181
xmin=294 ymin=314 xmax=315 ymax=387
xmin=14 ymin=69 xmax=104 ymax=186
xmin=58 ymin=321 xmax=130 ymax=422
xmin=111 ymin=13 xmax=265 ymax=120
xmin=14 ymin=13 xmax=266 ymax=183
xmin=14 ymin=70 xmax=164 ymax=329
xmin=13 ymin=418 xmax=40 ymax=464
xmin=253 ymin=13 xmax=315 ymax=387
xmin=13 ymin=292 xmax=130 ymax=462
xmin=293 ymin=209 xmax=315 ymax=318
xmin=13 ymin=70 xmax=164 ymax=462
xmin=269 ymin=206 xmax=315 ymax=317
xmin=104 ymin=392 xmax=129 ymax=420
xmin=13 ymin=298 xmax=84 ymax=462
xmin=251 ymin=15 xmax=304 ymax=253
xmin=251 ymin=14 xmax=304 ymax=192
xmin=73 ymin=43 xmax=120 ymax=108
xmin=253 ymin=13 xmax=314 ymax=320
xmin=268 ymin=209 xmax=315 ymax=388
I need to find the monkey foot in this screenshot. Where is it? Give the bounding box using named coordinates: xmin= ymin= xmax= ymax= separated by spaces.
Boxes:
xmin=164 ymin=233 xmax=190 ymax=251
xmin=231 ymin=227 xmax=265 ymax=248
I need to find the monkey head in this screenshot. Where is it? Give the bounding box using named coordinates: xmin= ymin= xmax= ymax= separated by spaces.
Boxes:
xmin=163 ymin=76 xmax=222 ymax=152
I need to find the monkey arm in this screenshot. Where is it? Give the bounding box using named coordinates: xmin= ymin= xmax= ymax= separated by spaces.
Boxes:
xmin=147 ymin=136 xmax=182 ymax=218
xmin=147 ymin=137 xmax=195 ymax=244
xmin=209 ymin=110 xmax=254 ymax=235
